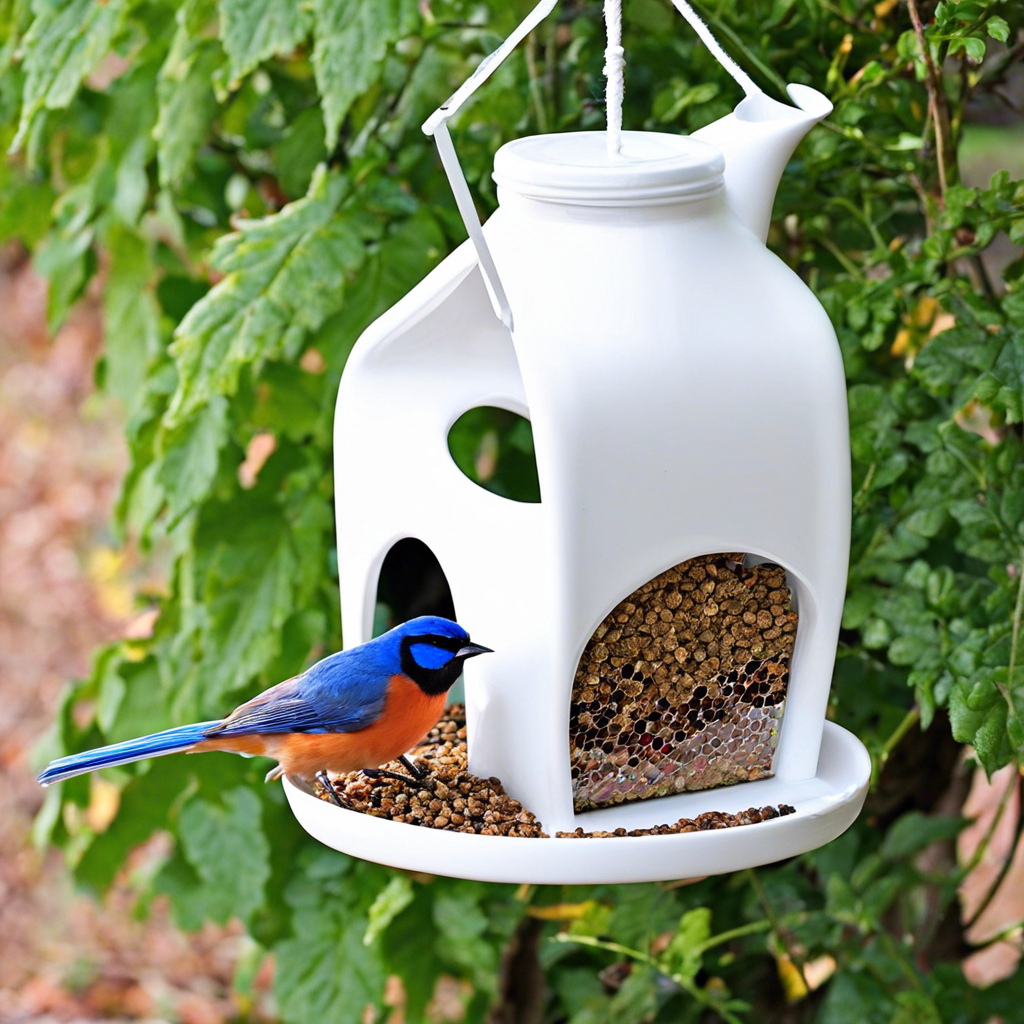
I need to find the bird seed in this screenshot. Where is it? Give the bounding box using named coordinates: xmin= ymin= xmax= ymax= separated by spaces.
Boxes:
xmin=570 ymin=553 xmax=797 ymax=813
xmin=313 ymin=706 xmax=796 ymax=841
xmin=314 ymin=705 xmax=548 ymax=837
xmin=555 ymin=803 xmax=795 ymax=838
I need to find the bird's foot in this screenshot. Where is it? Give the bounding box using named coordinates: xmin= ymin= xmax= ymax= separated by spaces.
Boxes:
xmin=362 ymin=766 xmax=429 ymax=787
xmin=398 ymin=754 xmax=426 ymax=780
xmin=316 ymin=769 xmax=350 ymax=809
xmin=265 ymin=764 xmax=284 ymax=783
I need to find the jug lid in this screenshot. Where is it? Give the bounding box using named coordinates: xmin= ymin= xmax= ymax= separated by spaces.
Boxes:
xmin=493 ymin=131 xmax=724 ymax=206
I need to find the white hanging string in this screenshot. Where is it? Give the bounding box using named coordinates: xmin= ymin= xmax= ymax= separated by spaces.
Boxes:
xmin=603 ymin=0 xmax=625 ymax=155
xmin=420 ymin=0 xmax=762 ymax=328
xmin=669 ymin=0 xmax=760 ymax=98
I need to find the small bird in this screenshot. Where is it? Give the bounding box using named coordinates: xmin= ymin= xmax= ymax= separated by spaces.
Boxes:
xmin=37 ymin=616 xmax=491 ymax=803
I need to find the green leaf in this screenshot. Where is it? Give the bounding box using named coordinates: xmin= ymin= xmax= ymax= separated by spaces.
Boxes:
xmin=276 ymin=858 xmax=387 ymax=1024
xmin=192 ymin=484 xmax=332 ymax=706
xmin=973 ymin=328 xmax=1024 ymax=423
xmin=880 ymin=811 xmax=968 ymax=858
xmin=949 ymin=673 xmax=1013 ymax=774
xmin=379 ymin=888 xmax=450 ymax=1021
xmin=364 ymin=874 xmax=414 ymax=946
xmin=608 ymin=965 xmax=662 ymax=1022
xmin=818 ymin=970 xmax=892 ymax=1024
xmin=848 ymin=384 xmax=898 ymax=464
xmin=274 ymin=105 xmax=328 ymax=199
xmin=156 ymin=19 xmax=224 ymax=189
xmin=892 ymin=990 xmax=942 ymax=1024
xmin=12 ymin=0 xmax=129 ymax=152
xmin=0 ymin=164 xmax=56 ymax=246
xmin=156 ymin=396 xmax=229 ymax=527
xmin=607 ymin=883 xmax=682 ymax=950
xmin=311 ymin=0 xmax=417 ymax=145
xmin=176 ymin=787 xmax=272 ymax=926
xmin=986 ymin=16 xmax=1010 ymax=43
xmin=662 ymin=907 xmax=711 ymax=984
xmin=433 ymin=884 xmax=498 ymax=987
xmin=32 ymin=223 xmax=94 ymax=333
xmin=102 ymin=225 xmax=161 ymax=417
xmin=75 ymin=756 xmax=196 ymax=893
xmin=963 ymin=36 xmax=986 ymax=63
xmin=887 ymin=632 xmax=935 ymax=666
xmin=218 ymin=0 xmax=311 ymax=83
xmin=166 ymin=166 xmax=364 ymax=425
xmin=105 ymin=657 xmax=174 ymax=744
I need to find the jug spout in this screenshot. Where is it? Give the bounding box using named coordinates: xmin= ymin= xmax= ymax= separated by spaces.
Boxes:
xmin=693 ymin=84 xmax=832 ymax=243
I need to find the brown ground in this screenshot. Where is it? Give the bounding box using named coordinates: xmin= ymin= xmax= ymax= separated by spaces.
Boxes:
xmin=0 ymin=249 xmax=274 ymax=1023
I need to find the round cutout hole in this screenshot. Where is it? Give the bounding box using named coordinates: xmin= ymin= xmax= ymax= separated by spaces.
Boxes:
xmin=447 ymin=407 xmax=540 ymax=503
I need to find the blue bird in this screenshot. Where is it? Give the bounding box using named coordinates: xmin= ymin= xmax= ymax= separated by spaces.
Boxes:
xmin=37 ymin=617 xmax=492 ymax=801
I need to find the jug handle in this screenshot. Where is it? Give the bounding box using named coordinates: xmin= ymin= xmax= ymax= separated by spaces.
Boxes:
xmin=422 ymin=0 xmax=559 ymax=333
xmin=421 ymin=0 xmax=763 ymax=332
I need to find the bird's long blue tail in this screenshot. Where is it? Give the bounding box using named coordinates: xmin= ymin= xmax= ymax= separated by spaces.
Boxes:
xmin=37 ymin=721 xmax=220 ymax=786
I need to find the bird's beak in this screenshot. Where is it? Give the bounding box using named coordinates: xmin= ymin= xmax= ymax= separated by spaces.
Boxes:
xmin=457 ymin=643 xmax=493 ymax=659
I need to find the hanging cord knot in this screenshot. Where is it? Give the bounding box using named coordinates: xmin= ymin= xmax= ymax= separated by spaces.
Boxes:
xmin=603 ymin=0 xmax=624 ymax=155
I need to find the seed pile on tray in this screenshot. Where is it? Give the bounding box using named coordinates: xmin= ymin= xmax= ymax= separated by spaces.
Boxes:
xmin=314 ymin=706 xmax=797 ymax=840
xmin=315 ymin=705 xmax=548 ymax=837
xmin=555 ymin=803 xmax=795 ymax=838
xmin=570 ymin=553 xmax=797 ymax=812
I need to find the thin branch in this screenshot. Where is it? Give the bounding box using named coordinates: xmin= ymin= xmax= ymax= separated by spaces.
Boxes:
xmin=964 ymin=774 xmax=1023 ymax=931
xmin=854 ymin=462 xmax=878 ymax=506
xmin=905 ymin=0 xmax=956 ymax=199
xmin=959 ymin=768 xmax=1017 ymax=880
xmin=1004 ymin=552 xmax=1024 ymax=720
xmin=818 ymin=235 xmax=866 ymax=279
xmin=977 ymin=919 xmax=1024 ymax=946
xmin=525 ymin=30 xmax=550 ymax=133
xmin=745 ymin=869 xmax=810 ymax=994
xmin=876 ymin=705 xmax=922 ymax=783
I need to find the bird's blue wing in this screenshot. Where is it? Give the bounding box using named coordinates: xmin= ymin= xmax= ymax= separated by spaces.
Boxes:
xmin=207 ymin=648 xmax=391 ymax=738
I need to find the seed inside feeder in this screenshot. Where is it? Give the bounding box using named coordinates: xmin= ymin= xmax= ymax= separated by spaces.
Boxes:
xmin=569 ymin=553 xmax=797 ymax=812
xmin=313 ymin=706 xmax=797 ymax=840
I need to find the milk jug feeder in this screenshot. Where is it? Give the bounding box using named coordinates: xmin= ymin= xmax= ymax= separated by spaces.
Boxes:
xmin=284 ymin=0 xmax=871 ymax=884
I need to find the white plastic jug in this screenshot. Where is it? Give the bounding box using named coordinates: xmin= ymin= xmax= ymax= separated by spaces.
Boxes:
xmin=320 ymin=1 xmax=863 ymax=865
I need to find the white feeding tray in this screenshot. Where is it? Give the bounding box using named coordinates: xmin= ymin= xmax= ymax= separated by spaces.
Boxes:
xmin=283 ymin=720 xmax=869 ymax=885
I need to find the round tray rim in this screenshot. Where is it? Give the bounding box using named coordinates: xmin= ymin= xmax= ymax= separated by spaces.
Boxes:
xmin=282 ymin=720 xmax=870 ymax=885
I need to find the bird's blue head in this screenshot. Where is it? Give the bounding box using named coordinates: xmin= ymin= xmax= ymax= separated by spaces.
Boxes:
xmin=387 ymin=616 xmax=492 ymax=695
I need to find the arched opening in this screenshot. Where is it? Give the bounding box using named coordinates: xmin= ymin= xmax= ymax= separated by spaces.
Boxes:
xmin=447 ymin=406 xmax=541 ymax=503
xmin=373 ymin=537 xmax=457 ymax=637
xmin=374 ymin=537 xmax=462 ymax=702
xmin=569 ymin=553 xmax=798 ymax=813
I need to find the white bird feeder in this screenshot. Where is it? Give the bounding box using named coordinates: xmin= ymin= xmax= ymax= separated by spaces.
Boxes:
xmin=285 ymin=0 xmax=870 ymax=884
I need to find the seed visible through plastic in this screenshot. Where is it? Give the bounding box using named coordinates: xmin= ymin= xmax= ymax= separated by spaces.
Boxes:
xmin=569 ymin=553 xmax=797 ymax=812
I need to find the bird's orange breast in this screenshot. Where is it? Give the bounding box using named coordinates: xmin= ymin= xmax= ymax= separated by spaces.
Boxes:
xmin=200 ymin=674 xmax=447 ymax=781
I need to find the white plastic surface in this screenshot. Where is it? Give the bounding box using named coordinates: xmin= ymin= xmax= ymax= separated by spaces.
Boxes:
xmin=333 ymin=106 xmax=854 ymax=845
xmin=693 ymin=85 xmax=833 ymax=242
xmin=285 ymin=722 xmax=869 ymax=884
xmin=419 ymin=0 xmax=831 ymax=326
xmin=312 ymin=3 xmax=868 ymax=880
xmin=492 ymin=131 xmax=725 ymax=204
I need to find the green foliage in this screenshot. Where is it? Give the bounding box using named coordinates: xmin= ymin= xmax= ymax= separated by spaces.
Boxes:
xmin=311 ymin=0 xmax=420 ymax=146
xmin=6 ymin=0 xmax=1024 ymax=1020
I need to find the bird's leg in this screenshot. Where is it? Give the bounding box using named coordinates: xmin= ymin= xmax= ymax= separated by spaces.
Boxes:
xmin=265 ymin=764 xmax=284 ymax=783
xmin=362 ymin=766 xmax=429 ymax=787
xmin=398 ymin=754 xmax=425 ymax=779
xmin=316 ymin=769 xmax=349 ymax=809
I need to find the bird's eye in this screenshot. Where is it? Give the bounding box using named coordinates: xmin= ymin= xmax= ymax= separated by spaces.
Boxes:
xmin=409 ymin=642 xmax=455 ymax=670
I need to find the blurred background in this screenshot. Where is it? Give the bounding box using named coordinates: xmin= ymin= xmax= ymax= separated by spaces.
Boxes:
xmin=2 ymin=1 xmax=1024 ymax=1021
